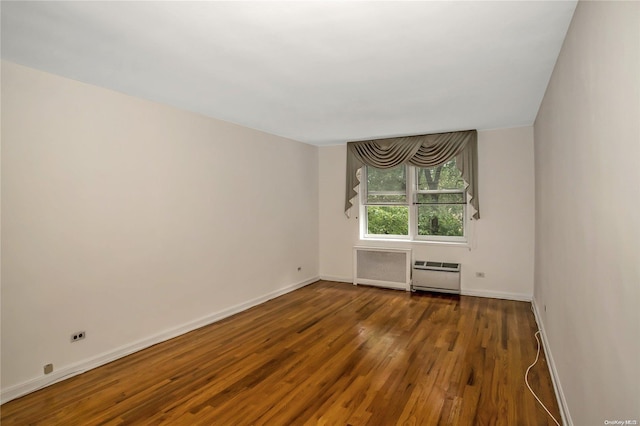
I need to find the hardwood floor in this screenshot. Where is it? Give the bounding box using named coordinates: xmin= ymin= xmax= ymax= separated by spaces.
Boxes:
xmin=1 ymin=281 xmax=561 ymax=425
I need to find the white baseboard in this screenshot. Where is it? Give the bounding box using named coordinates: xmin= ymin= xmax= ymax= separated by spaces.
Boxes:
xmin=0 ymin=276 xmax=320 ymax=404
xmin=531 ymin=299 xmax=573 ymax=426
xmin=319 ymin=275 xmax=353 ymax=284
xmin=319 ymin=279 xmax=532 ymax=301
xmin=461 ymin=288 xmax=532 ymax=302
xmin=319 ymin=276 xmax=533 ymax=303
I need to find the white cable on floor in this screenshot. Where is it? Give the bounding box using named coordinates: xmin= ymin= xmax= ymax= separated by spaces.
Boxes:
xmin=525 ymin=330 xmax=561 ymax=426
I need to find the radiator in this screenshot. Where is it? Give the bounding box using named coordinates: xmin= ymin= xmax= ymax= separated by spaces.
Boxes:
xmin=353 ymin=246 xmax=412 ymax=291
xmin=412 ymin=261 xmax=461 ymax=294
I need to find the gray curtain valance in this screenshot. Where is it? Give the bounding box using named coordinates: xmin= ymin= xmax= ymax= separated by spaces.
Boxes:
xmin=345 ymin=129 xmax=479 ymax=219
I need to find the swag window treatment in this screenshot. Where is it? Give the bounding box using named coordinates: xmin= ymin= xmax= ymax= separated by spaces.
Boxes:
xmin=345 ymin=129 xmax=479 ymax=219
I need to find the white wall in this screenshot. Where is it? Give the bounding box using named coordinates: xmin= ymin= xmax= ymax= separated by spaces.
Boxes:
xmin=533 ymin=1 xmax=640 ymax=424
xmin=319 ymin=126 xmax=536 ymax=300
xmin=0 ymin=61 xmax=319 ymax=398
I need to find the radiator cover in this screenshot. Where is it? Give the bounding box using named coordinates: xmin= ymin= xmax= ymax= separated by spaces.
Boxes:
xmin=412 ymin=261 xmax=461 ymax=294
xmin=353 ymin=246 xmax=412 ymax=291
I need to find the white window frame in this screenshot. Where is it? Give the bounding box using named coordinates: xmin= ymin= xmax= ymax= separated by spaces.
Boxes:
xmin=360 ymin=164 xmax=468 ymax=243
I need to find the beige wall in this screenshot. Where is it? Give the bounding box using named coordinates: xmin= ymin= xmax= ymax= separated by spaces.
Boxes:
xmin=1 ymin=62 xmax=319 ymax=397
xmin=533 ymin=1 xmax=640 ymax=424
xmin=319 ymin=126 xmax=536 ymax=300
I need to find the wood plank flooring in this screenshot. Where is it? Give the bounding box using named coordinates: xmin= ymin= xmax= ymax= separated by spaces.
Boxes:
xmin=1 ymin=281 xmax=561 ymax=425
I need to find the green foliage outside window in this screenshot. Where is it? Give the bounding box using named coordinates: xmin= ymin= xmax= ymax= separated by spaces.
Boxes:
xmin=366 ymin=166 xmax=406 ymax=204
xmin=367 ymin=206 xmax=409 ymax=235
xmin=416 ymin=160 xmax=464 ymax=191
xmin=417 ymin=205 xmax=463 ymax=236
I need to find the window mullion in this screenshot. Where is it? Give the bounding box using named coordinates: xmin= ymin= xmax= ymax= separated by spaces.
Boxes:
xmin=361 ymin=166 xmax=368 ymax=204
xmin=360 ymin=167 xmax=367 ymax=238
xmin=408 ymin=165 xmax=417 ymax=240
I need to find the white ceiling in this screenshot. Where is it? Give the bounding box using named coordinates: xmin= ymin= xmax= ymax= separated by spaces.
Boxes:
xmin=1 ymin=1 xmax=576 ymax=146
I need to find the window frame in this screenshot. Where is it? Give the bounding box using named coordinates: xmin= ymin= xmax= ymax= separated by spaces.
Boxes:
xmin=360 ymin=164 xmax=468 ymax=243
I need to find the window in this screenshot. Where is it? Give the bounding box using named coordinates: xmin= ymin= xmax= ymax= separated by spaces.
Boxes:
xmin=361 ymin=160 xmax=467 ymax=242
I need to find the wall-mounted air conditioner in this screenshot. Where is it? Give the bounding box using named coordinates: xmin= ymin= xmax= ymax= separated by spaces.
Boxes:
xmin=412 ymin=261 xmax=461 ymax=294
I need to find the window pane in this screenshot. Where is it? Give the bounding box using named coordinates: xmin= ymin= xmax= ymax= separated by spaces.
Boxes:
xmin=418 ymin=205 xmax=464 ymax=237
xmin=367 ymin=166 xmax=406 ymax=203
xmin=366 ymin=206 xmax=409 ymax=236
xmin=416 ymin=160 xmax=464 ymax=191
xmin=416 ymin=192 xmax=465 ymax=204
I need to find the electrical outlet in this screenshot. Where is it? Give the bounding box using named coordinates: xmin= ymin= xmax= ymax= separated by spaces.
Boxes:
xmin=70 ymin=331 xmax=86 ymax=343
xmin=44 ymin=363 xmax=54 ymax=374
xmin=475 ymin=272 xmax=485 ymax=278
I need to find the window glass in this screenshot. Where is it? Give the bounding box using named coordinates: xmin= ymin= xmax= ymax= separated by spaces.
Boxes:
xmin=366 ymin=206 xmax=409 ymax=236
xmin=416 ymin=160 xmax=464 ymax=191
xmin=417 ymin=205 xmax=464 ymax=237
xmin=366 ymin=166 xmax=406 ymax=204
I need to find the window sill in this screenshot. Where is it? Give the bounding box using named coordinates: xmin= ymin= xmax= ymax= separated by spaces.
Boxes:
xmin=358 ymin=238 xmax=469 ymax=249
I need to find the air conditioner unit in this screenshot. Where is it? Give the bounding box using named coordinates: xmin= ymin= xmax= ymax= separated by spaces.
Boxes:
xmin=412 ymin=261 xmax=461 ymax=294
xmin=353 ymin=246 xmax=412 ymax=291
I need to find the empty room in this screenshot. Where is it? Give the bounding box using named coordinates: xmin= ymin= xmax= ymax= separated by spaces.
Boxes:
xmin=1 ymin=1 xmax=638 ymax=425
